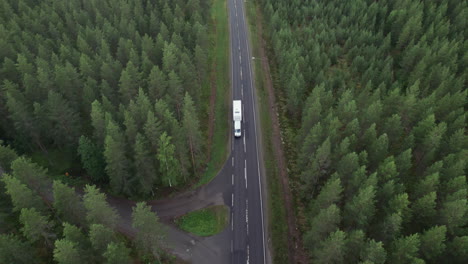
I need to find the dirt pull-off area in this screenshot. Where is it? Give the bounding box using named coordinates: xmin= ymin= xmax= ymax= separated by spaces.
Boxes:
xmin=254 ymin=7 xmax=308 ymax=264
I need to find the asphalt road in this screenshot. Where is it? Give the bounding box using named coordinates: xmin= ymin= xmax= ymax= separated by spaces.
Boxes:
xmin=228 ymin=0 xmax=267 ymax=263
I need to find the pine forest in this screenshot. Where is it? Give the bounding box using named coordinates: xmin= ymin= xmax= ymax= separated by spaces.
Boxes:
xmin=0 ymin=0 xmax=211 ymax=262
xmin=259 ymin=0 xmax=467 ymax=263
xmin=0 ymin=0 xmax=210 ymax=196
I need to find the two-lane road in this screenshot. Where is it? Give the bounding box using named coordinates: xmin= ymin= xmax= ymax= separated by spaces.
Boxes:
xmin=228 ymin=0 xmax=267 ymax=263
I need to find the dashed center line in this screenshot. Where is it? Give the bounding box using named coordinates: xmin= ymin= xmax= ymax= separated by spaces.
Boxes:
xmin=231 ymin=211 xmax=234 ymax=231
xmin=243 ymin=136 xmax=246 ymax=153
xmin=244 ymin=165 xmax=247 ymax=189
xmin=246 ymin=199 xmax=249 ymax=235
xmin=241 ymin=84 xmax=244 ymax=98
xmin=246 ymin=245 xmax=250 ymax=264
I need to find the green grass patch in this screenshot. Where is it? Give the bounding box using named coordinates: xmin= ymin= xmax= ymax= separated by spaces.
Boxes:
xmin=175 ymin=205 xmax=229 ymax=237
xmin=245 ymin=2 xmax=290 ymax=263
xmin=196 ymin=0 xmax=230 ymax=187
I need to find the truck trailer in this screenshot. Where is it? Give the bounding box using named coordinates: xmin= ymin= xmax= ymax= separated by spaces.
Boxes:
xmin=233 ymin=100 xmax=242 ymax=137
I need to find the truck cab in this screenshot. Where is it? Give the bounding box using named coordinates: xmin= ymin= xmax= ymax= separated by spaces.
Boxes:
xmin=234 ymin=120 xmax=241 ymax=137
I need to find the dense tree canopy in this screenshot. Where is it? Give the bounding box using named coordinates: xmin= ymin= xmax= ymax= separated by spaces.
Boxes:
xmin=0 ymin=0 xmax=212 ymax=262
xmin=0 ymin=0 xmax=210 ymax=197
xmin=259 ymin=0 xmax=467 ymax=262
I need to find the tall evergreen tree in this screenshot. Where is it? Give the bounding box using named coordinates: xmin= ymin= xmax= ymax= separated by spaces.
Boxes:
xmin=77 ymin=136 xmax=106 ymax=183
xmin=182 ymin=92 xmax=204 ymax=174
xmin=52 ymin=180 xmax=86 ymax=226
xmin=19 ymin=208 xmax=53 ymax=246
xmin=420 ymin=225 xmax=447 ymax=261
xmin=157 ymin=132 xmax=180 ymax=187
xmin=103 ymin=242 xmax=132 ymax=264
xmin=103 ymin=119 xmax=131 ymax=195
xmin=89 ymin=224 xmax=116 ymax=255
xmin=90 ymin=100 xmax=106 ymax=146
xmin=132 ymin=202 xmax=166 ymax=262
xmin=0 ymin=234 xmax=35 ymax=264
xmin=83 ymin=185 xmax=120 ymax=229
xmin=53 ymin=239 xmax=83 ymax=264
xmin=134 ymin=133 xmax=156 ymax=196
xmin=312 ymin=230 xmax=347 ymax=264
xmin=0 ymin=141 xmax=18 ymax=172
xmin=10 ymin=157 xmax=49 ymax=195
xmin=2 ymin=174 xmax=46 ymax=212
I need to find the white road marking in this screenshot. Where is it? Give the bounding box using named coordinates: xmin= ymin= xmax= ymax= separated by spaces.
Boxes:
xmin=244 ymin=165 xmax=247 ymax=189
xmin=240 ymin=68 xmax=243 ymax=80
xmin=246 ymin=199 xmax=249 ymax=235
xmin=232 ymin=174 xmax=234 ymax=185
xmin=243 ymin=136 xmax=246 ymax=153
xmin=240 ymin=0 xmax=267 ymax=262
xmin=246 ymin=245 xmax=250 ymax=264
xmin=232 ymin=157 xmax=234 ymax=166
xmin=232 ymin=193 xmax=234 ymax=207
xmin=239 ymin=55 xmax=242 ymax=64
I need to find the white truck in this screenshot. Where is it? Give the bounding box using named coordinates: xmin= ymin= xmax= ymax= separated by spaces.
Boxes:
xmin=233 ymin=100 xmax=242 ymax=137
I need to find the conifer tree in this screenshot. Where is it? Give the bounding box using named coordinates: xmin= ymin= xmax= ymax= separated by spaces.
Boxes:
xmin=182 ymin=92 xmax=204 ymax=173
xmin=0 ymin=141 xmax=18 ymax=172
xmin=0 ymin=234 xmax=35 ymax=264
xmin=103 ymin=242 xmax=132 ymax=264
xmin=2 ymin=174 xmax=46 ymax=212
xmin=304 ymin=204 xmax=341 ymax=250
xmin=77 ymin=136 xmax=106 ymax=183
xmin=52 ymin=180 xmax=86 ymax=226
xmin=132 ymin=202 xmax=166 ymax=262
xmin=53 ymin=239 xmax=82 ymax=264
xmin=118 ymin=61 xmax=140 ymax=104
xmin=134 ymin=133 xmax=156 ymax=196
xmin=420 ymin=225 xmax=447 ymax=261
xmin=83 ymin=185 xmax=120 ymax=229
xmin=157 ymin=132 xmax=180 ymax=187
xmin=89 ymin=224 xmax=116 ymax=254
xmin=344 ymin=184 xmax=376 ymax=230
xmin=90 ymin=100 xmax=106 ymax=146
xmin=10 ymin=157 xmax=49 ymax=195
xmin=147 ymin=65 xmax=167 ymax=101
xmin=19 ymin=208 xmax=53 ymax=245
xmin=103 ymin=119 xmax=130 ymax=195
xmin=312 ymin=230 xmax=346 ymax=264
xmin=390 ymin=234 xmax=423 ymax=264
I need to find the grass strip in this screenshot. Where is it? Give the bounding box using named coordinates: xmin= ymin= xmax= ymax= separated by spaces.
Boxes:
xmin=175 ymin=205 xmax=229 ymax=237
xmin=196 ymin=0 xmax=230 ymax=187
